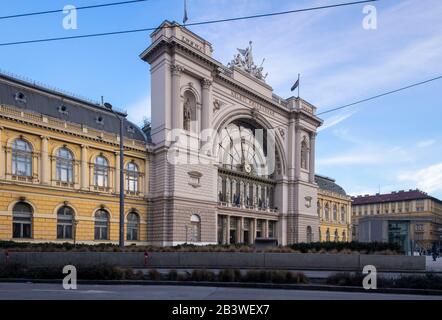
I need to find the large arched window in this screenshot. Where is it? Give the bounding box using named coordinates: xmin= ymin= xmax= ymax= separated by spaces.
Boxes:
xmin=333 ymin=205 xmax=338 ymax=221
xmin=318 ymin=227 xmax=322 ymax=242
xmin=56 ymin=148 xmax=74 ymax=183
xmin=12 ymin=202 xmax=33 ymax=238
xmin=342 ymin=231 xmax=347 ymax=242
xmin=57 ymin=205 xmax=74 ymax=239
xmin=189 ymin=214 xmax=201 ymax=242
xmin=334 ymin=229 xmax=339 ymax=242
xmin=324 ymin=204 xmax=329 ymax=221
xmin=126 ymin=162 xmax=139 ymax=193
xmin=94 ymin=209 xmax=109 ymax=240
xmin=12 ymin=139 xmax=32 ymax=177
xmin=306 ymin=226 xmax=313 ymax=243
xmin=325 ymin=228 xmax=330 ymax=242
xmin=126 ymin=212 xmax=139 ymax=241
xmin=94 ymin=156 xmax=109 ymax=187
xmin=317 ymin=201 xmax=321 ymax=217
xmin=300 ymin=138 xmax=308 ymax=170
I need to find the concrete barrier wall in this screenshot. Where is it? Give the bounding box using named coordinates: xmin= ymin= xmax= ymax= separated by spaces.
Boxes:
xmin=0 ymin=252 xmax=426 ymax=271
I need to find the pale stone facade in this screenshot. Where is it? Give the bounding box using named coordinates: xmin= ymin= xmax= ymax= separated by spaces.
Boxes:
xmin=141 ymin=21 xmax=323 ymax=246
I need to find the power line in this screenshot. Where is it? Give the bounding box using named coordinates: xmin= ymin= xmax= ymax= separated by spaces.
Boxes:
xmin=0 ymin=0 xmax=150 ymax=20
xmin=317 ymin=75 xmax=442 ymax=115
xmin=0 ymin=0 xmax=379 ymax=47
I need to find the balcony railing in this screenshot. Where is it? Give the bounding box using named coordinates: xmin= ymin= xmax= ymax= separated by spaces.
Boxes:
xmin=217 ymin=201 xmax=278 ymax=213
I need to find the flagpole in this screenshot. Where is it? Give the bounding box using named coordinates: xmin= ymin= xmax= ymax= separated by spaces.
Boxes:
xmin=297 ymin=73 xmax=300 ymax=98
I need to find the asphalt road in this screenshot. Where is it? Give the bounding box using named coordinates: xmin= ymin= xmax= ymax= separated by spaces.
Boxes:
xmin=0 ymin=283 xmax=441 ymax=300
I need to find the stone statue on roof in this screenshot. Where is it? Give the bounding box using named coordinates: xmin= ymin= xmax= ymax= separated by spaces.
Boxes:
xmin=228 ymin=41 xmax=268 ymax=81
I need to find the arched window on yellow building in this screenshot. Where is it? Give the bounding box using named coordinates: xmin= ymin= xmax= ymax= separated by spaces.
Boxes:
xmin=126 ymin=162 xmax=139 ymax=193
xmin=341 ymin=206 xmax=346 ymax=223
xmin=12 ymin=202 xmax=33 ymax=239
xmin=94 ymin=209 xmax=109 ymax=240
xmin=126 ymin=212 xmax=139 ymax=241
xmin=94 ymin=156 xmax=109 ymax=188
xmin=12 ymin=139 xmax=32 ymax=177
xmin=57 ymin=205 xmax=74 ymax=239
xmin=56 ymin=148 xmax=74 ymax=183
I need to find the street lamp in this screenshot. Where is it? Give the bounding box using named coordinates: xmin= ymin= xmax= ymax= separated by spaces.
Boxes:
xmin=104 ymin=102 xmax=125 ymax=248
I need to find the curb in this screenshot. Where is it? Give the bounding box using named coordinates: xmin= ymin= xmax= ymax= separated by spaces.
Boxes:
xmin=1 ymin=279 xmax=442 ymax=296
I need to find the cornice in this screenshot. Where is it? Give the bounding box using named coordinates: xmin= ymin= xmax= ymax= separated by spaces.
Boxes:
xmin=0 ymin=104 xmax=148 ymax=153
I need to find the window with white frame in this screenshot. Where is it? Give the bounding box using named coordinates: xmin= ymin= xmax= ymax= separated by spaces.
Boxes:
xmin=126 ymin=212 xmax=139 ymax=241
xmin=126 ymin=162 xmax=139 ymax=193
xmin=94 ymin=156 xmax=109 ymax=187
xmin=94 ymin=209 xmax=109 ymax=240
xmin=12 ymin=139 xmax=32 ymax=177
xmin=56 ymin=148 xmax=74 ymax=183
xmin=12 ymin=202 xmax=32 ymax=238
xmin=57 ymin=205 xmax=74 ymax=239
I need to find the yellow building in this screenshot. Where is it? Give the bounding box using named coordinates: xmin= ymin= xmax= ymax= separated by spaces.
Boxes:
xmin=352 ymin=190 xmax=442 ymax=251
xmin=315 ymin=175 xmax=352 ymax=242
xmin=0 ymin=73 xmax=150 ymax=244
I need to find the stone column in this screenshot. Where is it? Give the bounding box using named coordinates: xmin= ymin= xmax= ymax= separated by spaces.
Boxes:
xmin=226 ymin=215 xmax=231 ymax=244
xmin=309 ymin=132 xmax=316 ymax=183
xmin=231 ymin=179 xmax=237 ymax=206
xmin=240 ymin=217 xmax=244 ymax=243
xmin=171 ymin=64 xmax=184 ymax=131
xmin=253 ymin=218 xmax=257 ymax=242
xmin=226 ymin=177 xmax=231 ymax=205
xmin=40 ymin=136 xmax=50 ymax=184
xmin=201 ymin=78 xmax=212 ymax=132
xmin=217 ymin=176 xmax=223 ymax=202
xmin=80 ymin=145 xmax=89 ymax=190
xmin=0 ymin=127 xmax=4 ymax=180
xmin=265 ymin=220 xmax=269 ymax=238
xmin=144 ymin=156 xmax=150 ymax=195
xmin=115 ymin=152 xmax=120 ymax=193
xmin=295 ymin=126 xmax=302 ymax=180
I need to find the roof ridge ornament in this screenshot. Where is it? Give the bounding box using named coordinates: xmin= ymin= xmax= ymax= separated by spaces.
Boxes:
xmin=228 ymin=41 xmax=268 ymax=82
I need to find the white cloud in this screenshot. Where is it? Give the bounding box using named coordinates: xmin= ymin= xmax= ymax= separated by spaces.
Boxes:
xmin=417 ymin=139 xmax=436 ymax=148
xmin=397 ymin=163 xmax=442 ymax=193
xmin=318 ymin=112 xmax=354 ymax=132
xmin=126 ymin=95 xmax=151 ymax=125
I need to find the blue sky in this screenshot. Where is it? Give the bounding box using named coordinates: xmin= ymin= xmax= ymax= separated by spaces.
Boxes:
xmin=0 ymin=0 xmax=441 ymax=198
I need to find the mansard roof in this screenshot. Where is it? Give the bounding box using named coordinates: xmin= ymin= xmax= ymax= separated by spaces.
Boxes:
xmin=352 ymin=189 xmax=442 ymax=205
xmin=0 ymin=71 xmax=148 ymax=143
xmin=315 ymin=174 xmax=347 ymax=196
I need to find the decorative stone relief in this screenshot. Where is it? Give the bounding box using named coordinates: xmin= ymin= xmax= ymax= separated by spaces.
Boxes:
xmin=213 ymin=99 xmax=225 ymax=112
xmin=188 ymin=171 xmax=203 ymax=188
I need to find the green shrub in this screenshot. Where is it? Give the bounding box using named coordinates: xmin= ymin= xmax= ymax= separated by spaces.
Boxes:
xmin=168 ymin=269 xmax=178 ymax=281
xmin=326 ymin=272 xmax=364 ymax=286
xmin=242 ymin=270 xmax=309 ymax=284
xmin=218 ymin=269 xmax=241 ymax=282
xmin=148 ymin=269 xmax=161 ymax=281
xmin=191 ymin=269 xmax=215 ymax=281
